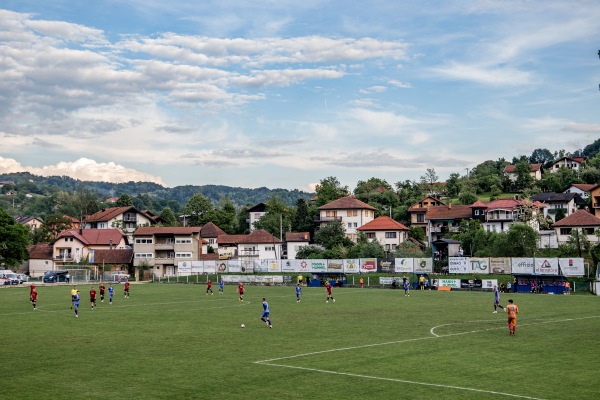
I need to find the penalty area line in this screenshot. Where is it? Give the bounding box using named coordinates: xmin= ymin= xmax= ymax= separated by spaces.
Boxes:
xmin=254 ymin=362 xmax=547 ymax=400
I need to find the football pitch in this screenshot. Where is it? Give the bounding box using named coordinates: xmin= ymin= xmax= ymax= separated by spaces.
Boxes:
xmin=1 ymin=283 xmax=598 ymax=400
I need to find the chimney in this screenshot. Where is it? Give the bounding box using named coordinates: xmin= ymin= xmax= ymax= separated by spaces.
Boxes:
xmin=448 ymin=203 xmax=452 ymax=209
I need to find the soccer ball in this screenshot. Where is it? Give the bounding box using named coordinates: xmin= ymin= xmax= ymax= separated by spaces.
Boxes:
xmin=240 ymin=324 xmax=245 ymax=328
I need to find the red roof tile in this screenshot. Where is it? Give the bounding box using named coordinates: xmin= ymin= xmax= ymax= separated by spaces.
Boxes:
xmin=503 ymin=164 xmax=541 ymax=173
xmin=89 ymin=249 xmax=133 ymax=264
xmin=357 ymin=216 xmax=409 ymax=231
xmin=318 ymin=196 xmax=377 ymax=211
xmin=485 ymin=198 xmax=522 ymax=210
xmin=200 ymin=222 xmax=226 ymax=238
xmin=135 ymin=226 xmax=201 ymax=235
xmin=217 ymin=230 xmax=282 ymax=244
xmin=286 ymin=232 xmax=310 ymax=241
xmin=84 ymin=206 xmax=136 ymax=222
xmin=54 ymin=229 xmax=127 ymax=246
xmin=470 ymin=200 xmax=487 ymax=208
xmin=553 ymin=210 xmax=600 ymax=227
xmin=27 ymin=243 xmax=53 ymax=259
xmin=570 ymin=183 xmax=595 ymax=192
xmin=426 ymin=205 xmax=472 ymax=220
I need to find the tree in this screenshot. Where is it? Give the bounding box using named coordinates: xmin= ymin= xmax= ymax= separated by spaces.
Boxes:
xmin=212 ymin=197 xmax=237 ymax=234
xmin=182 ymin=194 xmax=213 ymax=226
xmin=314 ymin=177 xmax=349 ymax=206
xmin=347 ymin=233 xmax=385 ymax=258
xmin=529 ymin=148 xmax=554 ymax=168
xmin=314 ymin=220 xmax=353 ymax=249
xmin=457 ymin=192 xmax=478 ymax=205
xmin=291 ymin=198 xmax=314 ymax=234
xmin=505 ymin=223 xmax=538 ymax=257
xmin=419 ymin=168 xmax=439 ymax=195
xmin=115 ymin=194 xmax=134 ymax=207
xmin=514 ymin=161 xmax=534 ymax=192
xmin=158 ymin=207 xmax=179 ymax=226
xmin=408 ymin=226 xmax=426 ymax=241
xmin=42 ymin=214 xmax=74 ymax=239
xmin=252 ymin=196 xmax=291 ymax=240
xmin=445 ymin=173 xmax=461 ymax=197
xmin=566 ymin=229 xmax=590 ymax=257
xmin=0 ymin=207 xmax=30 ymax=267
xmin=296 ymin=244 xmax=325 ymax=259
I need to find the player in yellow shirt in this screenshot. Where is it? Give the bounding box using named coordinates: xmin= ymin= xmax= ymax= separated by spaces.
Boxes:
xmin=505 ymin=299 xmax=519 ymax=336
xmin=70 ymin=285 xmax=77 ymax=309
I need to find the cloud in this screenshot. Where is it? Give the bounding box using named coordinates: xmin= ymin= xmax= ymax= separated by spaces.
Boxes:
xmin=0 ymin=157 xmax=166 ymax=185
xmin=359 ymin=86 xmax=387 ymax=94
xmin=388 ymin=80 xmax=412 ymax=88
xmin=430 ymin=62 xmax=533 ymax=86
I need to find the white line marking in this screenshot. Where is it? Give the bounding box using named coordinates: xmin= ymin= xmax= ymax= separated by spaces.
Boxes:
xmin=256 ymin=363 xmax=546 ymax=400
xmin=255 ymin=315 xmax=600 ymax=399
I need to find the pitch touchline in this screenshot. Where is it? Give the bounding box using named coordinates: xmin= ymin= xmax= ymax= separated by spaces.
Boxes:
xmin=256 ymin=363 xmax=546 ymax=400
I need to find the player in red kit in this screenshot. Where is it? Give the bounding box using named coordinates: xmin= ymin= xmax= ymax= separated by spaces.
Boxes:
xmin=124 ymin=281 xmax=130 ymax=298
xmin=206 ymin=279 xmax=213 ymax=295
xmin=238 ymin=282 xmax=244 ymax=301
xmin=31 ymin=289 xmax=38 ymax=311
xmin=99 ymin=283 xmax=106 ymax=303
xmin=325 ymin=281 xmax=335 ymax=303
xmin=90 ymin=287 xmax=97 ymax=309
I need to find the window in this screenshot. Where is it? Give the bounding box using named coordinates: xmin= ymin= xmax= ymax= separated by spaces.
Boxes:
xmin=385 ymin=232 xmax=397 ymax=239
xmin=209 ymin=238 xmax=216 ymax=245
xmin=475 ymin=210 xmax=480 ymax=216
xmin=265 ymin=246 xmax=275 ymax=252
xmin=353 ymin=222 xmax=358 ymax=228
xmin=347 ymin=210 xmax=358 ymax=217
xmin=175 ymin=252 xmax=192 ymax=258
xmin=584 ymin=228 xmax=595 ymax=235
xmin=326 ymin=210 xmax=337 ymax=217
xmin=348 ymin=222 xmax=352 ymax=228
xmin=560 ymin=228 xmax=572 ymax=235
xmin=135 ymin=238 xmax=153 ymax=244
xmin=366 ymin=232 xmax=375 ymax=239
xmin=135 ymin=253 xmax=153 ymax=258
xmin=417 ymin=214 xmax=424 ymax=223
xmin=175 ymin=238 xmax=192 ymax=244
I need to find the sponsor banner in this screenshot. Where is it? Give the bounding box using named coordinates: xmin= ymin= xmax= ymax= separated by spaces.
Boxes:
xmin=449 ymin=257 xmax=469 ymax=274
xmin=414 ymin=258 xmax=433 ymax=273
xmin=240 ymin=260 xmax=258 ymax=273
xmin=558 ymin=258 xmax=585 ymax=277
xmin=344 ymin=259 xmax=360 ymax=273
xmin=460 ymin=279 xmax=482 ymax=289
xmin=327 ymin=259 xmax=344 ymax=272
xmin=489 ymin=258 xmax=511 ymax=274
xmin=395 ymin=258 xmax=414 ymax=273
xmin=281 ymin=260 xmax=296 ymax=273
xmin=217 ymin=261 xmax=228 ymax=273
xmin=203 ymin=260 xmax=217 ymax=275
xmin=511 ymin=258 xmax=534 ymax=274
xmin=260 ymin=259 xmax=281 ymax=273
xmin=379 ymin=277 xmax=403 ymax=285
xmin=470 ymin=258 xmax=490 ymax=274
xmin=438 ymin=278 xmax=461 ymax=288
xmin=360 ymin=258 xmax=377 ymax=273
xmin=227 ymin=259 xmax=243 ymax=273
xmin=178 ymin=261 xmax=192 ymax=275
xmin=308 ymin=259 xmax=327 ymax=273
xmin=295 ymin=260 xmax=311 ymax=273
xmin=481 ymin=279 xmax=498 ymax=289
xmin=377 ymin=258 xmax=395 ymax=273
xmin=221 ymin=275 xmax=284 ymax=283
xmin=534 ymin=258 xmax=559 ymax=275
xmin=191 ymin=261 xmax=203 ymax=274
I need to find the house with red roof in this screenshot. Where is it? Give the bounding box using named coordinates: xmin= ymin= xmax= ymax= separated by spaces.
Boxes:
xmin=550 ymin=157 xmax=585 ymax=173
xmin=357 ymin=216 xmax=409 ymax=252
xmin=531 ymin=192 xmax=586 ymax=222
xmin=480 ymin=198 xmax=542 ymax=233
xmin=503 ymin=163 xmax=543 ymax=182
xmin=200 ymin=222 xmax=226 ymax=251
xmin=425 ymin=204 xmax=472 ymax=243
xmin=83 ymin=206 xmax=157 ymax=242
xmin=133 ymin=226 xmax=202 ymax=277
xmin=591 ymin=184 xmax=600 ymax=219
xmin=563 ymin=183 xmax=596 ymax=200
xmin=247 ymin=202 xmax=268 ymax=231
xmin=285 ymin=232 xmax=310 ymax=260
xmin=553 ymin=210 xmax=600 ymax=246
xmin=51 ymin=228 xmax=129 ymax=268
xmin=317 ymin=196 xmax=377 ymax=242
xmin=27 ymin=243 xmax=54 ymax=277
xmin=407 ymin=196 xmax=446 ymax=237
xmin=217 ymin=229 xmax=283 ymax=260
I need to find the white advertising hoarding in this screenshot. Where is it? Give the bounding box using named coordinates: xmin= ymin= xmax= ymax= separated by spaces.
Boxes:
xmin=395 ymin=258 xmax=414 ymax=273
xmin=558 ymin=258 xmax=584 ymax=277
xmin=327 ymin=259 xmax=344 ymax=273
xmin=489 ymin=258 xmax=511 ymax=274
xmin=449 ymin=257 xmax=469 ymax=274
xmin=413 ymin=258 xmax=433 ymax=273
xmin=511 ymin=258 xmax=534 ymax=274
xmin=344 ymin=259 xmax=360 ymax=273
xmin=360 ymin=258 xmax=377 ymax=273
xmin=534 ymin=258 xmax=559 ymax=275
xmin=470 ymin=258 xmax=490 ymax=274
xmin=437 ymin=278 xmax=461 ymax=288
xmin=481 ymin=279 xmax=498 ymax=289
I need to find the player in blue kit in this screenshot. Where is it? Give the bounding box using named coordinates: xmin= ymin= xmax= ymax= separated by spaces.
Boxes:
xmin=295 ymin=284 xmax=302 ymax=302
xmin=403 ymin=277 xmax=410 ymax=296
xmin=260 ymin=298 xmax=272 ymax=328
xmin=493 ymin=285 xmax=504 ymax=313
xmin=108 ymin=284 xmax=115 ymax=305
xmin=73 ymin=290 xmax=81 ymax=318
xmin=219 ymin=278 xmax=224 ymax=294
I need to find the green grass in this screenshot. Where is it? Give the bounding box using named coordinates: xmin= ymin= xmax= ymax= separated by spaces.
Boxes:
xmin=1 ymin=283 xmax=599 ymax=399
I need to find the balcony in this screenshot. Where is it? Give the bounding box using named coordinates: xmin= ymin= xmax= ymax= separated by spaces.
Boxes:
xmin=155 ymin=243 xmax=175 ymax=249
xmin=122 ymin=216 xmax=137 ymax=222
xmin=314 ymin=216 xmax=342 ymax=222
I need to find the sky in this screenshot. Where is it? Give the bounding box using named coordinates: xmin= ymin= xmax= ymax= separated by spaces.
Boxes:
xmin=1 ymin=1 xmax=599 ymax=192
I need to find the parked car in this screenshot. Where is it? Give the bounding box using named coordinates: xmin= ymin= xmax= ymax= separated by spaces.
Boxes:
xmin=16 ymin=273 xmax=29 ymax=283
xmin=43 ymin=270 xmax=69 ymax=283
xmin=2 ymin=272 xmax=21 ymax=285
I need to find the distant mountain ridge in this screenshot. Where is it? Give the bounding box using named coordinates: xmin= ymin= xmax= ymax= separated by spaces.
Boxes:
xmin=0 ymin=172 xmax=314 ymax=206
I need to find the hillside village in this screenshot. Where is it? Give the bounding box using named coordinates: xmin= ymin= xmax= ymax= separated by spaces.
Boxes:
xmin=2 ymin=140 xmax=600 ymax=278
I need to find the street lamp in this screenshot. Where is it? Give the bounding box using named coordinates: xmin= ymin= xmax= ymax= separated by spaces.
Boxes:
xmin=465 ymin=168 xmax=469 ymax=177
